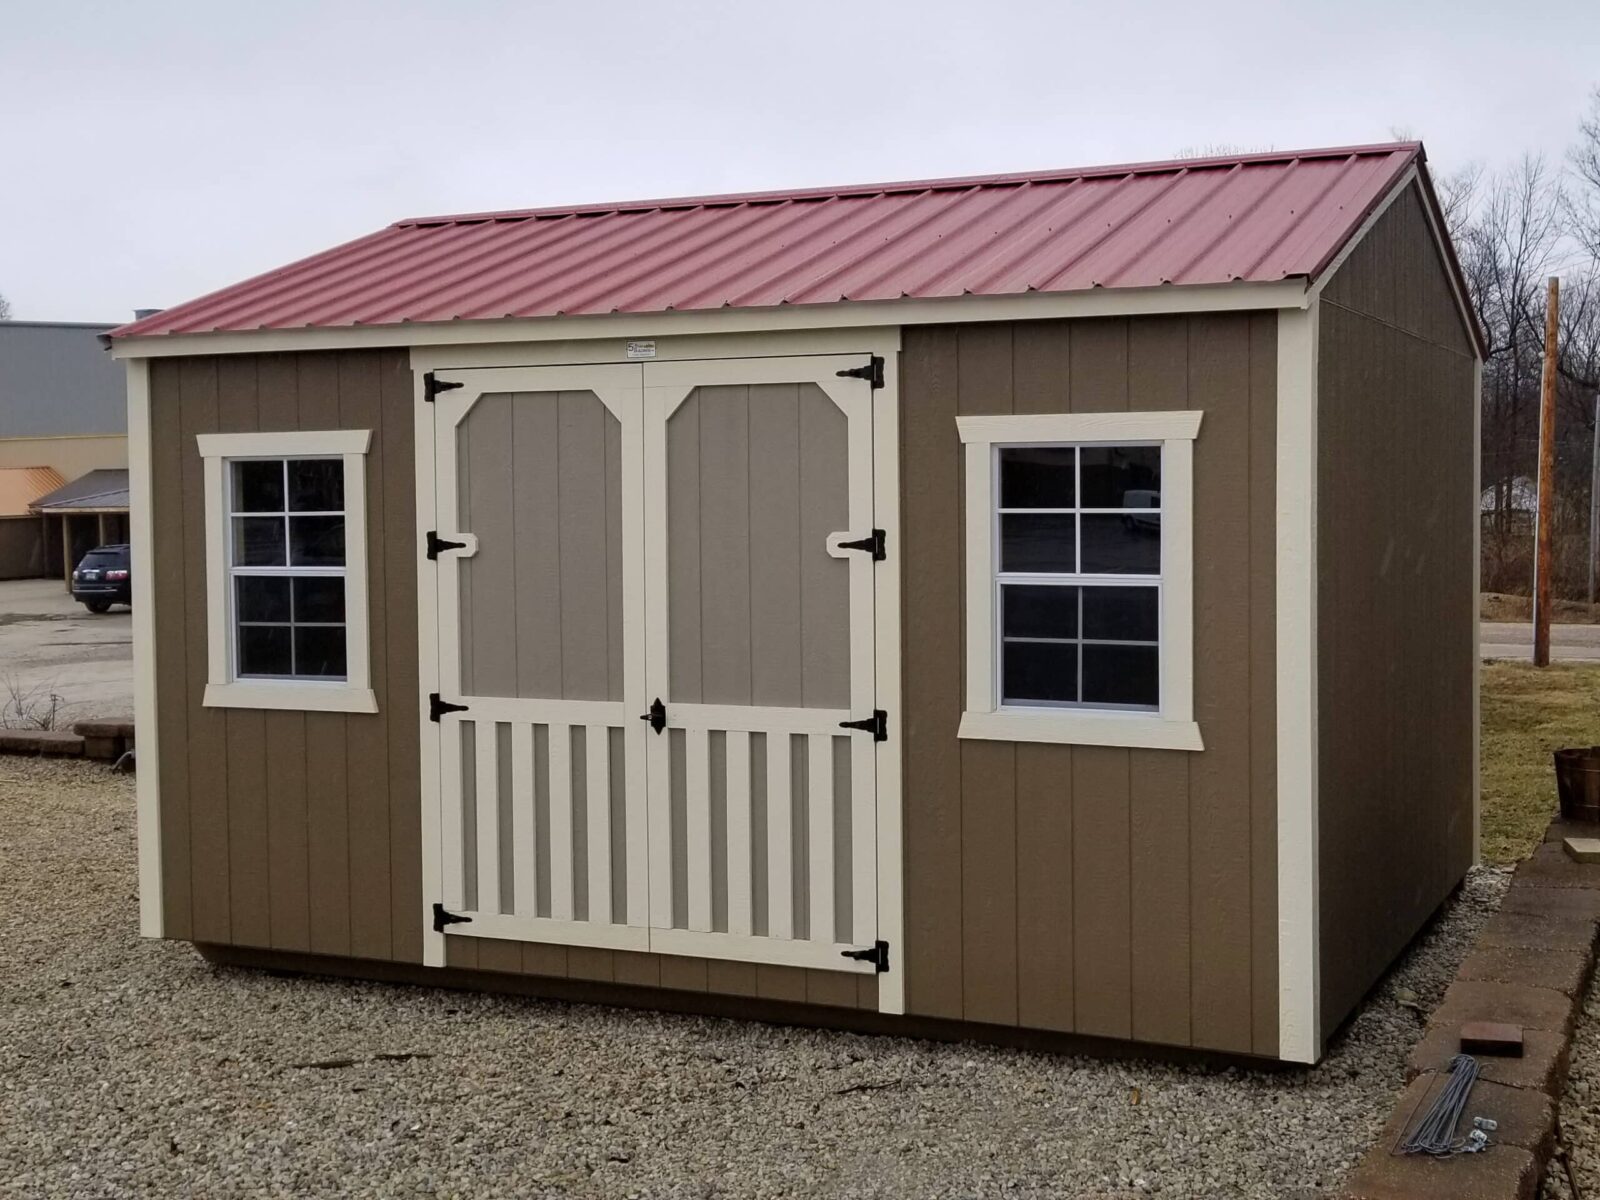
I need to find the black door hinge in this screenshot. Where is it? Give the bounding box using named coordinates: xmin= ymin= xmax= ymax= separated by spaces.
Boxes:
xmin=839 ymin=709 xmax=888 ymax=742
xmin=426 ymin=530 xmax=467 ymax=560
xmin=423 ymin=372 xmax=464 ymax=403
xmin=837 ymin=529 xmax=886 ymax=561
xmin=432 ymin=902 xmax=472 ymax=933
xmin=639 ymin=697 xmax=666 ymax=734
xmin=841 ymin=939 xmax=890 ymax=972
xmin=835 ymin=356 xmax=884 ymax=389
xmin=429 ymin=693 xmax=469 ymax=722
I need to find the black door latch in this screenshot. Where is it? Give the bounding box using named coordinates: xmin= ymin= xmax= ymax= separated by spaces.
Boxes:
xmin=432 ymin=903 xmax=472 ymax=933
xmin=841 ymin=940 xmax=890 ymax=972
xmin=640 ymin=697 xmax=666 ymax=734
xmin=837 ymin=529 xmax=886 ymax=561
xmin=426 ymin=531 xmax=467 ymax=560
xmin=839 ymin=710 xmax=888 ymax=742
xmin=429 ymin=693 xmax=469 ymax=722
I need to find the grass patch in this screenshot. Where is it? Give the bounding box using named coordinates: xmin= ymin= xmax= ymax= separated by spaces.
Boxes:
xmin=1482 ymin=661 xmax=1600 ymax=864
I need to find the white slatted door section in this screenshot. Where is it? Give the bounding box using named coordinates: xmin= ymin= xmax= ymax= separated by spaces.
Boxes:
xmin=432 ymin=365 xmax=649 ymax=951
xmin=642 ymin=356 xmax=880 ymax=974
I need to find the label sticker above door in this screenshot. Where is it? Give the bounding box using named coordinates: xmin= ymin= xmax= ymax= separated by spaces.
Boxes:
xmin=625 ymin=340 xmax=657 ymax=359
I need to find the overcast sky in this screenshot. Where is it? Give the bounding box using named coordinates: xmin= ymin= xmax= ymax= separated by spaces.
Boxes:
xmin=4 ymin=0 xmax=1598 ymax=323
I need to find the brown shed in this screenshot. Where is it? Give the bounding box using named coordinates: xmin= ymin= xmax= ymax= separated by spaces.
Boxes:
xmin=110 ymin=143 xmax=1482 ymax=1064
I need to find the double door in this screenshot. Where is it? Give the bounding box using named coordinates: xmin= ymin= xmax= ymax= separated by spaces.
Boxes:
xmin=426 ymin=355 xmax=882 ymax=974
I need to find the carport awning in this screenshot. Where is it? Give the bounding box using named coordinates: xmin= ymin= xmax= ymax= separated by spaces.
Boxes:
xmin=30 ymin=468 xmax=129 ymax=515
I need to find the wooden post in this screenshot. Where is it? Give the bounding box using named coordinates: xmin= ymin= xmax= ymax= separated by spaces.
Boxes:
xmin=1534 ymin=276 xmax=1560 ymax=667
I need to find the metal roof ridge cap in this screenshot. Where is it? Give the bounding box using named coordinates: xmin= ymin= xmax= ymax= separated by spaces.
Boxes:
xmin=392 ymin=143 xmax=1423 ymax=227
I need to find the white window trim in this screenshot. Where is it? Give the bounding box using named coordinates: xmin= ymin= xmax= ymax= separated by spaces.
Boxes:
xmin=956 ymin=410 xmax=1203 ymax=752
xmin=196 ymin=429 xmax=377 ymax=714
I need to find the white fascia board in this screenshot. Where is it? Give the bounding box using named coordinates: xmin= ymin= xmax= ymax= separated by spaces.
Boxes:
xmin=109 ymin=281 xmax=1310 ymax=360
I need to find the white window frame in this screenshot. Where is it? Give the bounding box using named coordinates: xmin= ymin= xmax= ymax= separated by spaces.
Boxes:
xmin=196 ymin=429 xmax=377 ymax=714
xmin=956 ymin=411 xmax=1203 ymax=751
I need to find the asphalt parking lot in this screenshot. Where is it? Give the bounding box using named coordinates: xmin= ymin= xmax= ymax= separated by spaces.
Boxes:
xmin=0 ymin=577 xmax=132 ymax=726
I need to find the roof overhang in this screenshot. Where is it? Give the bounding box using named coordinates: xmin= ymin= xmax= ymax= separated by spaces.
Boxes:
xmin=109 ymin=279 xmax=1311 ymax=360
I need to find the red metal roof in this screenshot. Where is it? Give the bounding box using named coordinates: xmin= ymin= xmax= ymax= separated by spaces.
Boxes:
xmin=113 ymin=144 xmax=1427 ymax=339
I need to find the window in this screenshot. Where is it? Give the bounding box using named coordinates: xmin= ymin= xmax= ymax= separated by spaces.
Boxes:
xmin=196 ymin=431 xmax=376 ymax=713
xmin=957 ymin=412 xmax=1203 ymax=751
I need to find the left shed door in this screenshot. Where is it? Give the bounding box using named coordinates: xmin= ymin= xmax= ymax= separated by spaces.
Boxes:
xmin=430 ymin=365 xmax=650 ymax=951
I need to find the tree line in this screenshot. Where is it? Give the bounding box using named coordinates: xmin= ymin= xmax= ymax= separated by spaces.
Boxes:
xmin=1450 ymin=89 xmax=1600 ymax=598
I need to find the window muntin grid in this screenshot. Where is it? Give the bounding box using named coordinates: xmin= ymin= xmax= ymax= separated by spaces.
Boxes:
xmin=994 ymin=444 xmax=1162 ymax=711
xmin=226 ymin=457 xmax=348 ymax=681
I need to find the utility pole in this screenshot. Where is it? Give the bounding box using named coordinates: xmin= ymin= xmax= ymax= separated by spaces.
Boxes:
xmin=1534 ymin=276 xmax=1560 ymax=666
xmin=1590 ymin=392 xmax=1599 ymax=617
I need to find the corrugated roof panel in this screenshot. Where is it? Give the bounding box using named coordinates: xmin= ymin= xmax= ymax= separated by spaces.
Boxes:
xmin=111 ymin=143 xmax=1436 ymax=339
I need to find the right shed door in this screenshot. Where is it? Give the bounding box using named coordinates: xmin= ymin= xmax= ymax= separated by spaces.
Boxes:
xmin=641 ymin=356 xmax=881 ymax=974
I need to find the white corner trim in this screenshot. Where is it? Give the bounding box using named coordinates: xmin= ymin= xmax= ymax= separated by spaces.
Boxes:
xmin=110 ymin=281 xmax=1311 ymax=361
xmin=957 ymin=409 xmax=1203 ymax=752
xmin=1472 ymin=359 xmax=1483 ymax=864
xmin=197 ymin=429 xmax=371 ymax=458
xmin=203 ymin=683 xmax=378 ymax=713
xmin=956 ymin=410 xmax=1203 ymax=445
xmin=196 ymin=429 xmax=376 ymax=714
xmin=959 ymin=711 xmax=1203 ymax=750
xmin=1276 ymin=302 xmax=1322 ymax=1064
xmin=127 ymin=359 xmax=163 ymax=939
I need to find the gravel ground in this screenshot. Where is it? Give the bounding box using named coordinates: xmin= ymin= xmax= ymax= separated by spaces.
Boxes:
xmin=1543 ymin=962 xmax=1600 ymax=1197
xmin=0 ymin=757 xmax=1508 ymax=1199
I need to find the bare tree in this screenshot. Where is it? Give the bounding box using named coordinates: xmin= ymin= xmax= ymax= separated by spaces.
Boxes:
xmin=0 ymin=292 xmax=11 ymax=321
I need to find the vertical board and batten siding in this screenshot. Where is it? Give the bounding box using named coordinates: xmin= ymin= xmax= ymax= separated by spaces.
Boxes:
xmin=1316 ymin=184 xmax=1478 ymax=1035
xmin=900 ymin=315 xmax=1280 ymax=1056
xmin=150 ymin=350 xmax=422 ymax=963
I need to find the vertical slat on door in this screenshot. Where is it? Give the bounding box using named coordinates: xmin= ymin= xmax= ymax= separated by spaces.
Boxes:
xmin=549 ymin=724 xmax=574 ymax=921
xmin=767 ymin=733 xmax=794 ymax=939
xmin=511 ymin=722 xmax=536 ymax=917
xmin=442 ymin=722 xmax=466 ymax=911
xmin=586 ymin=724 xmax=612 ymax=924
xmin=850 ymin=738 xmax=876 ymax=945
xmin=726 ymin=730 xmax=753 ymax=936
xmin=475 ymin=722 xmax=500 ymax=915
xmin=686 ymin=728 xmax=712 ymax=932
xmin=808 ymin=735 xmax=835 ymax=944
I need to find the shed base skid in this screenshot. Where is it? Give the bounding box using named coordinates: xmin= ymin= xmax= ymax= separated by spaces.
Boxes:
xmin=194 ymin=942 xmax=1290 ymax=1072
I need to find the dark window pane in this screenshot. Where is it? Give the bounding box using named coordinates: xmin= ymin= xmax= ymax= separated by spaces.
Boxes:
xmin=1079 ymin=446 xmax=1161 ymax=508
xmin=1002 ymin=641 xmax=1078 ymax=704
xmin=1080 ymin=513 xmax=1159 ymax=574
xmin=238 ymin=624 xmax=292 ymax=677
xmin=232 ymin=460 xmax=284 ymax=513
xmin=233 ymin=517 xmax=286 ymax=566
xmin=288 ymin=459 xmax=344 ymax=512
xmin=1081 ymin=585 xmax=1159 ymax=641
xmin=294 ymin=625 xmax=348 ymax=678
xmin=1000 ymin=513 xmax=1076 ymax=572
xmin=236 ymin=575 xmax=290 ymax=623
xmin=293 ymin=576 xmax=345 ymax=623
xmin=1002 ymin=584 xmax=1078 ymax=640
xmin=1081 ymin=644 xmax=1159 ymax=708
xmin=289 ymin=516 xmax=345 ymax=566
xmin=999 ymin=447 xmax=1075 ymax=508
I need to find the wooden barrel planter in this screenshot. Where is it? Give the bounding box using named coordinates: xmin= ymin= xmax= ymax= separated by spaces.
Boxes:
xmin=1555 ymin=747 xmax=1600 ymax=823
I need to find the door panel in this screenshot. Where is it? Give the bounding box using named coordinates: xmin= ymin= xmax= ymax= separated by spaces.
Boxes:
xmin=433 ymin=365 xmax=648 ymax=950
xmin=643 ymin=356 xmax=878 ymax=973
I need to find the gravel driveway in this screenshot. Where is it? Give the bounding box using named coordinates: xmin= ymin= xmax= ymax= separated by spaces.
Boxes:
xmin=0 ymin=758 xmax=1507 ymax=1199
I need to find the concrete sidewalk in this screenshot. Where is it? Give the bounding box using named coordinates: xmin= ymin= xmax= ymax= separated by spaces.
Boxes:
xmin=0 ymin=578 xmax=132 ymax=724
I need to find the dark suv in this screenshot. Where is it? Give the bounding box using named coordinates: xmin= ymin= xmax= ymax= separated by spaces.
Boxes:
xmin=72 ymin=544 xmax=132 ymax=613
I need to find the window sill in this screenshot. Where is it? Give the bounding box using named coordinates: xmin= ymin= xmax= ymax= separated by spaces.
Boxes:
xmin=958 ymin=709 xmax=1204 ymax=751
xmin=203 ymin=682 xmax=379 ymax=714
